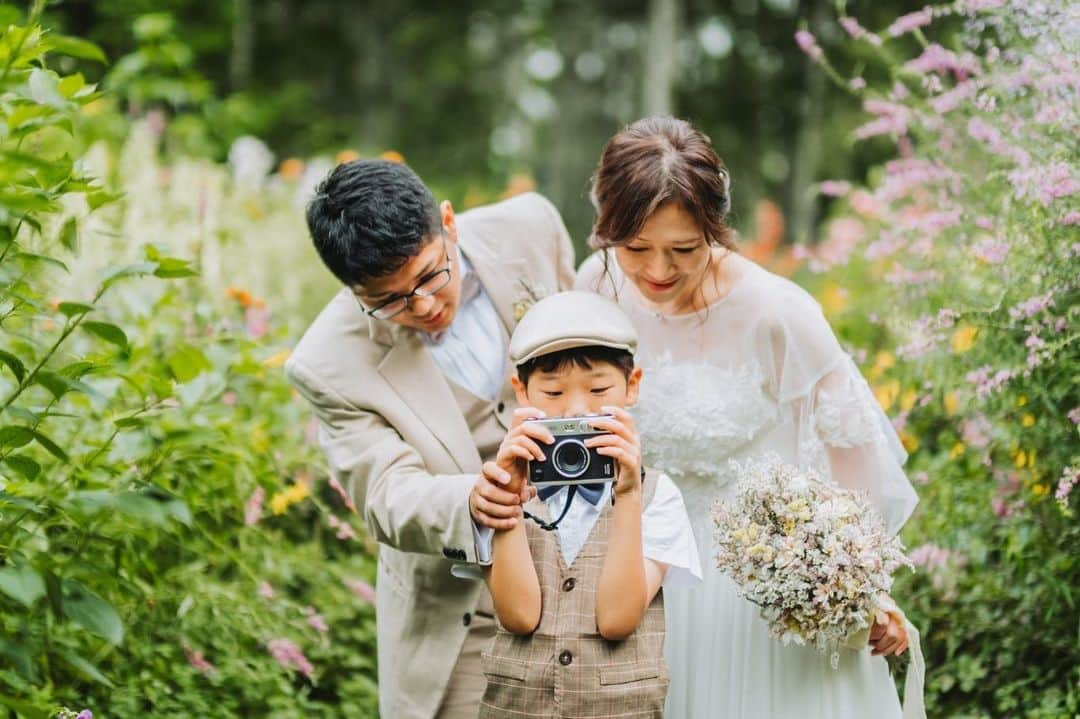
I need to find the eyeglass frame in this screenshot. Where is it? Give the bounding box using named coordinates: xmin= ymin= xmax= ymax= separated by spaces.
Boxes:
xmin=354 ymin=234 xmax=453 ymax=320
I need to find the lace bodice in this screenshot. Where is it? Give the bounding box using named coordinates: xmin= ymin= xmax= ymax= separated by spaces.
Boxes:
xmin=578 ymin=252 xmax=919 ymax=536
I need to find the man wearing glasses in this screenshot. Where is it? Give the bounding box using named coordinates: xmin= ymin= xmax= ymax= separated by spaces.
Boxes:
xmin=286 ymin=159 xmax=574 ymax=719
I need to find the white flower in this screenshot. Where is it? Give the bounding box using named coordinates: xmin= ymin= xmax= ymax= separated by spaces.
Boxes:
xmin=228 ymin=136 xmax=275 ymax=188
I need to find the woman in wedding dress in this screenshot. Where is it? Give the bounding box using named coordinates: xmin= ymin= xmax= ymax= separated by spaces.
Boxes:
xmin=575 ymin=116 xmax=920 ymax=718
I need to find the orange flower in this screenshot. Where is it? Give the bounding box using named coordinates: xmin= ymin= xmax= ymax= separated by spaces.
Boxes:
xmin=380 ymin=150 xmax=405 ymax=164
xmin=226 ymin=286 xmax=263 ymax=309
xmin=278 ymin=158 xmax=305 ymax=181
xmin=336 ymin=149 xmax=361 ymax=164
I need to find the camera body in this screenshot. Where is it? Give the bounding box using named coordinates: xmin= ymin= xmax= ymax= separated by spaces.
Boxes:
xmin=525 ymin=415 xmax=616 ymax=488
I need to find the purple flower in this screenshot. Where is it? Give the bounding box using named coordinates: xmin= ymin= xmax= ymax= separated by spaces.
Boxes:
xmin=258 ymin=581 xmax=275 ymax=599
xmin=1068 ymin=407 xmax=1080 ymax=425
xmin=1056 ymin=466 xmax=1078 ymax=506
xmin=305 ymin=606 xmax=330 ymax=633
xmin=971 ymin=239 xmax=1009 ymax=265
xmin=819 ymin=180 xmax=852 ymax=197
xmin=887 ymin=7 xmax=934 ymax=37
xmin=77 ymin=713 xmax=93 ymax=719
xmin=267 ymin=638 xmax=314 ymax=679
xmin=346 ymin=578 xmax=376 ymax=604
xmin=244 ymin=486 xmax=265 ymax=526
xmin=849 ymin=77 xmax=867 ymax=91
xmin=245 ymin=305 xmax=271 ymax=340
xmin=1060 ymin=212 xmax=1080 ymax=226
xmin=795 ymin=30 xmax=824 ymax=61
xmin=839 ymin=16 xmax=882 ymax=45
xmin=183 ymin=644 xmax=216 ymax=675
xmin=1009 ymin=292 xmax=1054 ymax=320
xmin=905 ymin=44 xmax=980 ymax=78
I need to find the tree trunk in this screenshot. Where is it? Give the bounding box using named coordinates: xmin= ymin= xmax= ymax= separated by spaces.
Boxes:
xmin=643 ymin=0 xmax=679 ymax=116
xmin=229 ymin=0 xmax=254 ymax=92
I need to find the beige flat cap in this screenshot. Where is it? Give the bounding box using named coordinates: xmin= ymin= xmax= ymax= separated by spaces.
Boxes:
xmin=510 ymin=290 xmax=637 ymax=366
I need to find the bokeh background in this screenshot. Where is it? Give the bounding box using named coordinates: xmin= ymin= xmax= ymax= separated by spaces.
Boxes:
xmin=1 ymin=1 xmax=1077 ymax=717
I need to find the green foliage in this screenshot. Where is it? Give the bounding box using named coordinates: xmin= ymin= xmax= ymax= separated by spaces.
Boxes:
xmin=0 ymin=8 xmax=378 ymax=716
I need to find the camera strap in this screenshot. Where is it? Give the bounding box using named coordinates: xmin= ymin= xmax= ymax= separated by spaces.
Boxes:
xmin=524 ymin=486 xmax=578 ymax=532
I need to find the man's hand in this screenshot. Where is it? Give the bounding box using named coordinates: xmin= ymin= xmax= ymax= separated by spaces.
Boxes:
xmin=584 ymin=406 xmax=642 ymax=499
xmin=869 ymin=612 xmax=909 ymax=656
xmin=468 ymin=408 xmax=551 ymax=530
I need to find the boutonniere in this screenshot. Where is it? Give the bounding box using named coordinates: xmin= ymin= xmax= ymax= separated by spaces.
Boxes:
xmin=513 ymin=278 xmax=550 ymax=321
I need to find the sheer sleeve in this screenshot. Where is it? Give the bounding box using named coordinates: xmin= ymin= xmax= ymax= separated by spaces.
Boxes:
xmin=758 ymin=281 xmax=919 ymax=535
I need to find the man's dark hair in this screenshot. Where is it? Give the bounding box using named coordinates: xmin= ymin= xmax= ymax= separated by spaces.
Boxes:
xmin=517 ymin=346 xmax=635 ymax=386
xmin=306 ymin=159 xmax=441 ymax=287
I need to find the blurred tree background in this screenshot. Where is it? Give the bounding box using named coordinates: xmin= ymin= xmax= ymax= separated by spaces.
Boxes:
xmin=43 ymin=0 xmax=931 ymax=258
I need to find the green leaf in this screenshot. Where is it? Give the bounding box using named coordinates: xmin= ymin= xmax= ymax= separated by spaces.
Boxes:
xmin=29 ymin=429 xmax=68 ymax=462
xmin=0 ymin=426 xmax=34 ymax=449
xmin=0 ymin=350 xmax=26 ymax=383
xmin=31 ymin=371 xmax=69 ymax=400
xmin=2 ymin=454 xmax=41 ymax=479
xmin=43 ymin=570 xmax=62 ymax=621
xmin=164 ymin=499 xmax=192 ymax=527
xmin=0 ymin=565 xmax=45 ymax=607
xmin=167 ymin=345 xmax=211 ymax=382
xmin=57 ymin=649 xmax=114 ymax=687
xmin=113 ymin=416 xmax=146 ymax=429
xmin=13 ymin=252 xmax=67 ymax=272
xmin=57 ymin=301 xmax=94 ymax=318
xmin=86 ymin=189 xmax=122 ymax=210
xmin=0 ymin=639 xmax=38 ymax=681
xmin=81 ymin=321 xmax=128 ymax=348
xmin=44 ymin=35 xmax=108 ymax=64
xmin=27 ymin=68 xmax=67 ymax=109
xmin=100 ymin=261 xmax=157 ymax=289
xmin=153 ymin=256 xmax=198 ymax=279
xmin=63 ymin=583 xmax=123 ymax=644
xmin=58 ymin=216 xmax=77 ymax=251
xmin=0 ymin=694 xmax=49 ymax=719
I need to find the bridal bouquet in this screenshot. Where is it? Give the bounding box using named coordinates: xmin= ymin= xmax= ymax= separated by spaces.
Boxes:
xmin=713 ymin=454 xmax=913 ymax=668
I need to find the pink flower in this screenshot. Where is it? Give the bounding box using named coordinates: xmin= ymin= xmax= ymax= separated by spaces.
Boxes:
xmin=963 ymin=0 xmax=1005 ymax=11
xmin=327 ymin=514 xmax=358 ymax=541
xmin=1036 ymin=162 xmax=1079 ymax=205
xmin=258 ymin=581 xmax=275 ymax=599
xmin=245 ymin=305 xmax=271 ymax=340
xmin=222 ymin=390 xmax=238 ymax=406
xmin=913 ymin=471 xmax=930 ymax=485
xmin=931 ymin=81 xmax=976 ymax=114
xmin=795 ymin=30 xmax=823 ymax=61
xmin=1055 ymin=466 xmax=1078 ymax=506
xmin=1060 ymin=212 xmax=1080 ymax=226
xmin=245 ymin=486 xmax=265 ymax=526
xmin=819 ymin=180 xmax=852 ymax=197
xmin=887 ymin=7 xmax=933 ymax=37
xmin=971 ymin=239 xmax=1009 ymax=265
xmin=838 ymin=16 xmax=881 ymax=45
xmin=962 ymin=415 xmax=992 ymax=449
xmin=267 ymin=638 xmax=314 ymax=679
xmin=305 ymin=606 xmax=329 ymax=633
xmin=183 ymin=643 xmax=216 ymax=675
xmin=849 ymin=77 xmax=867 ymax=91
xmin=905 ymin=44 xmax=980 ymax=78
xmin=346 ymin=578 xmax=376 ymax=604
xmin=1068 ymin=407 xmax=1080 ymax=425
xmin=1009 ymin=291 xmax=1054 ymax=320
xmin=328 ymin=474 xmax=357 ymax=513
xmin=908 ymin=543 xmax=955 ymax=569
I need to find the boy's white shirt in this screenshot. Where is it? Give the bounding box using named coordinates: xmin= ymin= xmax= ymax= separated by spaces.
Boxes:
xmin=471 ymin=472 xmax=702 ymax=587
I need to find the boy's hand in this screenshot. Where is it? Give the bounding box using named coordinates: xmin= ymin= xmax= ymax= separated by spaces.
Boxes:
xmin=869 ymin=612 xmax=909 ymax=656
xmin=469 ymin=408 xmax=550 ymax=530
xmin=584 ymin=406 xmax=642 ymax=499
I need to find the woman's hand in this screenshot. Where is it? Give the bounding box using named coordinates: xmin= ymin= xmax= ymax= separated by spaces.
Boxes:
xmin=869 ymin=612 xmax=909 ymax=656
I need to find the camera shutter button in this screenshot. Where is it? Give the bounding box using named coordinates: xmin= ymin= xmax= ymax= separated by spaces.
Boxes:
xmin=562 ymin=577 xmax=576 ymax=592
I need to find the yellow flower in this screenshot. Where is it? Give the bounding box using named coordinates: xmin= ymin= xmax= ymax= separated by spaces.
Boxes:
xmin=1021 ymin=414 xmax=1035 ymax=427
xmin=278 ymin=157 xmax=305 ymax=180
xmin=900 ymin=431 xmax=919 ymax=453
xmin=950 ymin=325 xmax=978 ymax=354
xmin=819 ymin=282 xmax=848 ymax=317
xmin=1016 ymin=395 xmax=1028 ymax=407
xmin=900 ymin=389 xmax=918 ymax=412
xmin=500 ymin=172 xmax=537 ymax=199
xmin=262 ymin=349 xmax=292 ymax=368
xmin=874 ymin=380 xmax=901 ymax=411
xmin=270 ymin=482 xmax=311 ymax=515
xmin=1032 ymin=483 xmax=1049 ymax=497
xmin=944 ymin=391 xmax=959 ymax=417
xmin=869 ymin=351 xmax=894 ymax=380
xmin=1013 ymin=449 xmax=1034 ymax=468
xmin=949 ymin=442 xmax=966 ymax=459
xmin=336 ymin=149 xmax=361 ymax=164
xmin=380 ymin=150 xmax=405 ymax=164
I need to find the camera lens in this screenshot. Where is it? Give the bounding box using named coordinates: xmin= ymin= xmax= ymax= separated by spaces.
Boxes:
xmin=552 ymin=439 xmax=590 ymax=478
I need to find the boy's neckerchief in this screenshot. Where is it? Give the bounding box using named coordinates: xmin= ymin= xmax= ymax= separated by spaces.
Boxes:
xmin=524 ymin=468 xmax=646 ymax=532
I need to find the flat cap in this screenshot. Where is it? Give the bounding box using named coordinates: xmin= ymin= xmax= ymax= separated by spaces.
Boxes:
xmin=510 ymin=290 xmax=637 ymax=366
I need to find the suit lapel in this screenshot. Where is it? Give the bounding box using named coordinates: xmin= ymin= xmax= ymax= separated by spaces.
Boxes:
xmin=459 ymin=229 xmax=525 ymax=334
xmin=377 ymin=331 xmax=480 ymax=473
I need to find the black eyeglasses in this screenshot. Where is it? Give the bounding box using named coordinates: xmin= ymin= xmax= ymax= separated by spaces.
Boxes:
xmin=356 ymin=236 xmax=453 ymax=320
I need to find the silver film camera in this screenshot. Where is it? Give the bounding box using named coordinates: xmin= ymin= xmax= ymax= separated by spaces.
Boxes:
xmin=525 ymin=415 xmax=616 ymax=487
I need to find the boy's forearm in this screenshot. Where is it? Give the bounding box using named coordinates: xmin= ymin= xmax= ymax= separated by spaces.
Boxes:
xmin=487 ymin=523 xmax=541 ymax=635
xmin=596 ymin=491 xmax=647 ymax=640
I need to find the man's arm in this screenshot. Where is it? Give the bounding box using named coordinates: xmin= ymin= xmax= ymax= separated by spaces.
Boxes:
xmin=287 ymin=354 xmax=478 ymax=560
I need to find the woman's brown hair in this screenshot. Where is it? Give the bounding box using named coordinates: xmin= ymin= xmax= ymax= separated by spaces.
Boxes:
xmin=589 ymin=116 xmax=734 ymax=252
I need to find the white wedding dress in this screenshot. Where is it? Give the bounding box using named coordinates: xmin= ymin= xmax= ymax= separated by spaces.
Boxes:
xmin=576 ymin=254 xmax=919 ymax=719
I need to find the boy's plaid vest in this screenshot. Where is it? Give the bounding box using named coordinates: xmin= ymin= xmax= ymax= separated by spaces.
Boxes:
xmin=479 ymin=471 xmax=668 ymax=718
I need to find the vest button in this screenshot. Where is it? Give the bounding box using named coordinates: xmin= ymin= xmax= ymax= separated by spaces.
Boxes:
xmin=562 ymin=577 xmax=576 ymax=592
xmin=558 ymin=650 xmax=573 ymax=666
xmin=462 ymin=613 xmax=471 ymax=627
xmin=497 ymin=401 xmax=505 ymax=413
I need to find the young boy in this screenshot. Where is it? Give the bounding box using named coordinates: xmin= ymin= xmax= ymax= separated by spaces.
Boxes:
xmin=477 ymin=291 xmax=701 ymax=718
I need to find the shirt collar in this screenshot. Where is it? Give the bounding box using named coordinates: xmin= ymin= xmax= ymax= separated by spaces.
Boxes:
xmin=423 ymin=246 xmax=480 ymax=344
